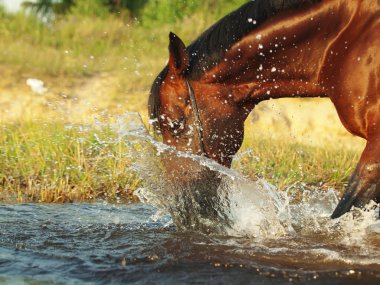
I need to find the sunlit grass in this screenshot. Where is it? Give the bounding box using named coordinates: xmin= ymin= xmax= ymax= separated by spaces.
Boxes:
xmin=0 ymin=10 xmax=217 ymax=83
xmin=0 ymin=116 xmax=361 ymax=203
xmin=0 ymin=91 xmax=362 ymax=203
xmin=234 ymin=134 xmax=361 ymax=194
xmin=0 ymin=120 xmax=140 ymax=203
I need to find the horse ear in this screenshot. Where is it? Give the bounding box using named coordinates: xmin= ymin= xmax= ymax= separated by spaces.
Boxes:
xmin=168 ymin=32 xmax=189 ymax=75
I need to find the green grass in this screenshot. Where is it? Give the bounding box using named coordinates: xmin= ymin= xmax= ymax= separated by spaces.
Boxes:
xmin=0 ymin=4 xmax=241 ymax=83
xmin=0 ymin=121 xmax=140 ymax=203
xmin=234 ymin=135 xmax=360 ymax=194
xmin=0 ymin=118 xmax=360 ymax=203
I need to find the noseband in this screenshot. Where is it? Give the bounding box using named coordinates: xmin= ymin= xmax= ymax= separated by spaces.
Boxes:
xmin=186 ymin=79 xmax=206 ymax=155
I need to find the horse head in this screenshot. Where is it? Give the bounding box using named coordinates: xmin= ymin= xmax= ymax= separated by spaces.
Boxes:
xmin=149 ymin=33 xmax=250 ymax=168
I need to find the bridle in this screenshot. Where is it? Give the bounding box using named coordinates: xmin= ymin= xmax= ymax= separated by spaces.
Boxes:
xmin=186 ymin=79 xmax=206 ymax=155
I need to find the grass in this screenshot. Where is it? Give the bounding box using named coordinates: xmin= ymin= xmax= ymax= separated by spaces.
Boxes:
xmin=0 ymin=8 xmax=220 ymax=84
xmin=0 ymin=6 xmax=364 ymax=203
xmin=0 ymin=115 xmax=361 ymax=203
xmin=0 ymin=120 xmax=140 ymax=203
xmin=234 ymin=134 xmax=361 ymax=193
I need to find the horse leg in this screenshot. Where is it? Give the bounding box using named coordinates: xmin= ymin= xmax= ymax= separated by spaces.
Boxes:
xmin=331 ymin=138 xmax=380 ymax=219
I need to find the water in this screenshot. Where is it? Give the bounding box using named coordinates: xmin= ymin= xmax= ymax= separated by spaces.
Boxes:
xmin=0 ymin=203 xmax=379 ymax=284
xmin=1 ymin=112 xmax=379 ymax=284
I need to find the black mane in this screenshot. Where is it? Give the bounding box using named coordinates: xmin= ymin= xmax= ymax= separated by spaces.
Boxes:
xmin=149 ymin=0 xmax=321 ymax=125
xmin=186 ymin=0 xmax=320 ymax=79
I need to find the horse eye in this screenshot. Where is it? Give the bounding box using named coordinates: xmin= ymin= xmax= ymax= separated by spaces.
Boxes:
xmin=170 ymin=119 xmax=185 ymax=135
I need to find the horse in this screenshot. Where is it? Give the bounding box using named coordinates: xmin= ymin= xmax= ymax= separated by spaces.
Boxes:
xmin=148 ymin=0 xmax=380 ymax=219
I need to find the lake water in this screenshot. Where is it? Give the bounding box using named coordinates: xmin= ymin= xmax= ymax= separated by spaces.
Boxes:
xmin=0 ymin=203 xmax=379 ymax=285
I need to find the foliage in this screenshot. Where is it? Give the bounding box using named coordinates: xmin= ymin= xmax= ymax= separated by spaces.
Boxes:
xmin=140 ymin=0 xmax=248 ymax=24
xmin=68 ymin=0 xmax=110 ymax=18
xmin=20 ymin=0 xmax=248 ymax=22
xmin=0 ymin=0 xmax=235 ymax=78
xmin=0 ymin=4 xmax=5 ymax=16
xmin=103 ymin=0 xmax=148 ymax=17
xmin=22 ymin=0 xmax=74 ymax=16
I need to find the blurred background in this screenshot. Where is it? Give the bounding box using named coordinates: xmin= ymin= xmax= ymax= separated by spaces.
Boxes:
xmin=0 ymin=0 xmax=365 ymax=203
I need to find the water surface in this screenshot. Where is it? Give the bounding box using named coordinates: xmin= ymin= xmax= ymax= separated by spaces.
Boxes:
xmin=0 ymin=203 xmax=379 ymax=285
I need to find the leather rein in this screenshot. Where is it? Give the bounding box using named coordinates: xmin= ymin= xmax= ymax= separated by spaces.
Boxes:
xmin=186 ymin=79 xmax=206 ymax=155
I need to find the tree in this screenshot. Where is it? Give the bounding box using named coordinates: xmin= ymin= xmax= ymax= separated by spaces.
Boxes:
xmin=104 ymin=0 xmax=148 ymax=17
xmin=22 ymin=0 xmax=74 ymax=16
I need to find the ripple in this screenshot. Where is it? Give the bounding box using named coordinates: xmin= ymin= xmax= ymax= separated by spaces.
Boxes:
xmin=0 ymin=203 xmax=379 ymax=284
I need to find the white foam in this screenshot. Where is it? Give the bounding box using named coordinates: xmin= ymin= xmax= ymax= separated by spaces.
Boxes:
xmin=116 ymin=112 xmax=380 ymax=265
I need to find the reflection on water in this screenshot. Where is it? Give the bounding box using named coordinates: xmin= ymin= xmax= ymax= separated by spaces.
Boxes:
xmin=0 ymin=112 xmax=379 ymax=284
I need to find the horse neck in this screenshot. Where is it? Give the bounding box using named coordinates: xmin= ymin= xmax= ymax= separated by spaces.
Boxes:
xmin=200 ymin=0 xmax=358 ymax=105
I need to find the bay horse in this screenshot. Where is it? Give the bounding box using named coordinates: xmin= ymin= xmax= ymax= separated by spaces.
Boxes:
xmin=148 ymin=0 xmax=380 ymax=219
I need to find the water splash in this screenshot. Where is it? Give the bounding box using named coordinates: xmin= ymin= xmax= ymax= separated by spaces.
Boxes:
xmin=116 ymin=113 xmax=380 ymax=254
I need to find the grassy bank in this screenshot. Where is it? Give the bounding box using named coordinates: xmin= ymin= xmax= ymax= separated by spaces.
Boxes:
xmin=0 ymin=117 xmax=361 ymax=203
xmin=0 ymin=121 xmax=140 ymax=203
xmin=0 ymin=2 xmax=364 ymax=203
